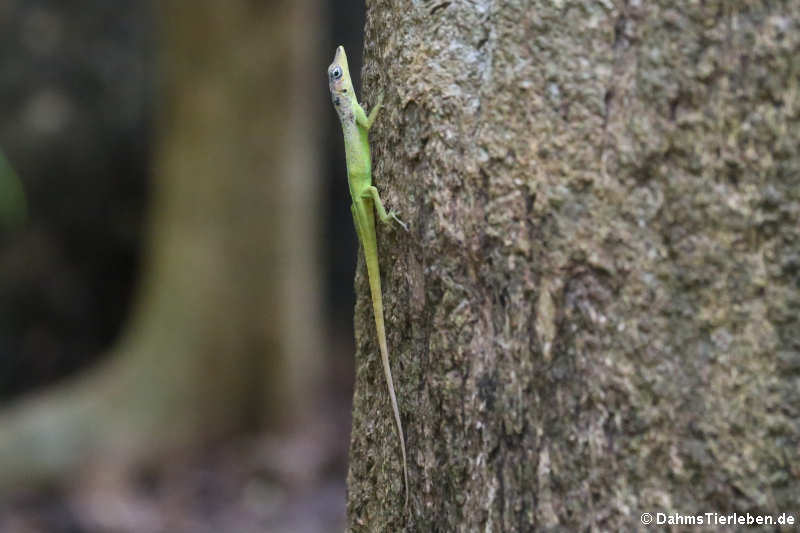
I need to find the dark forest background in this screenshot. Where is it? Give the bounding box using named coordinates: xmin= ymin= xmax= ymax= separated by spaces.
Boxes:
xmin=0 ymin=1 xmax=366 ymax=531
xmin=0 ymin=1 xmax=363 ymax=403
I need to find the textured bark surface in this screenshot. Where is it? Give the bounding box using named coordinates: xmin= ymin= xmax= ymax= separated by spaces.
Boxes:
xmin=0 ymin=0 xmax=322 ymax=491
xmin=346 ymin=0 xmax=799 ymax=530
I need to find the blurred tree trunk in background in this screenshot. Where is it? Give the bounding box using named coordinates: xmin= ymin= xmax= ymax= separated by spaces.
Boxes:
xmin=347 ymin=0 xmax=799 ymax=529
xmin=0 ymin=0 xmax=321 ymax=489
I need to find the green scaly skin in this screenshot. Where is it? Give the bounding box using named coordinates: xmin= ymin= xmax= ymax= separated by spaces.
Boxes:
xmin=328 ymin=45 xmax=409 ymax=507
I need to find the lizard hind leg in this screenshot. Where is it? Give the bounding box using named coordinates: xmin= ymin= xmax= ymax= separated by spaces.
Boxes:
xmin=362 ymin=185 xmax=409 ymax=232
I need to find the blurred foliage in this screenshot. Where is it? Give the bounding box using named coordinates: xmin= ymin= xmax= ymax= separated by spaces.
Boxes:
xmin=0 ymin=150 xmax=25 ymax=229
xmin=0 ymin=1 xmax=153 ymax=400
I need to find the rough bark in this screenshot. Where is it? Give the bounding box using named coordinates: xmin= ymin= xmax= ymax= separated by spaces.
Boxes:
xmin=0 ymin=0 xmax=322 ymax=490
xmin=347 ymin=0 xmax=800 ymax=530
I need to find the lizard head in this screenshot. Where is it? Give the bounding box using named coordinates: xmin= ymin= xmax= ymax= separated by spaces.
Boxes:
xmin=328 ymin=46 xmax=355 ymax=109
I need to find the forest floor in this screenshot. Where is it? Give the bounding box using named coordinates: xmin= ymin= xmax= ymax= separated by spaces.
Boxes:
xmin=0 ymin=399 xmax=351 ymax=533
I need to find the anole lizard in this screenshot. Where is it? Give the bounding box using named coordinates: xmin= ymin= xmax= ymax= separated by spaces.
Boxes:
xmin=328 ymin=45 xmax=409 ymax=507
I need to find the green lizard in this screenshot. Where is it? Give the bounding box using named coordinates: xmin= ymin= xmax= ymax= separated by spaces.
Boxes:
xmin=328 ymin=45 xmax=409 ymax=507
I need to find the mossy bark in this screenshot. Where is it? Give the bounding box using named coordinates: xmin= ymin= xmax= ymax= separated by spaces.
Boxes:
xmin=346 ymin=0 xmax=800 ymax=530
xmin=0 ymin=0 xmax=322 ymax=491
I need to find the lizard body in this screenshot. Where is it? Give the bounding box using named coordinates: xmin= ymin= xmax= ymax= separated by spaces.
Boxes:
xmin=328 ymin=45 xmax=408 ymax=507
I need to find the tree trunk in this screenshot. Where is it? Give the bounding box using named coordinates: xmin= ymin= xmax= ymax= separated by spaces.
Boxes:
xmin=0 ymin=0 xmax=322 ymax=490
xmin=347 ymin=0 xmax=800 ymax=530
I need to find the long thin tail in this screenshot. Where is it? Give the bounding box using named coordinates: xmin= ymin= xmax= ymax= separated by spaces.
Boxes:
xmin=363 ymin=232 xmax=409 ymax=508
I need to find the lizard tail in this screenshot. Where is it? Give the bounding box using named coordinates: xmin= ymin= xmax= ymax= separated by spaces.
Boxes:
xmin=363 ymin=240 xmax=409 ymax=508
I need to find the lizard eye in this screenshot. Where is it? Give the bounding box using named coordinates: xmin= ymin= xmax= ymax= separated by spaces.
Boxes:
xmin=331 ymin=66 xmax=342 ymax=80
